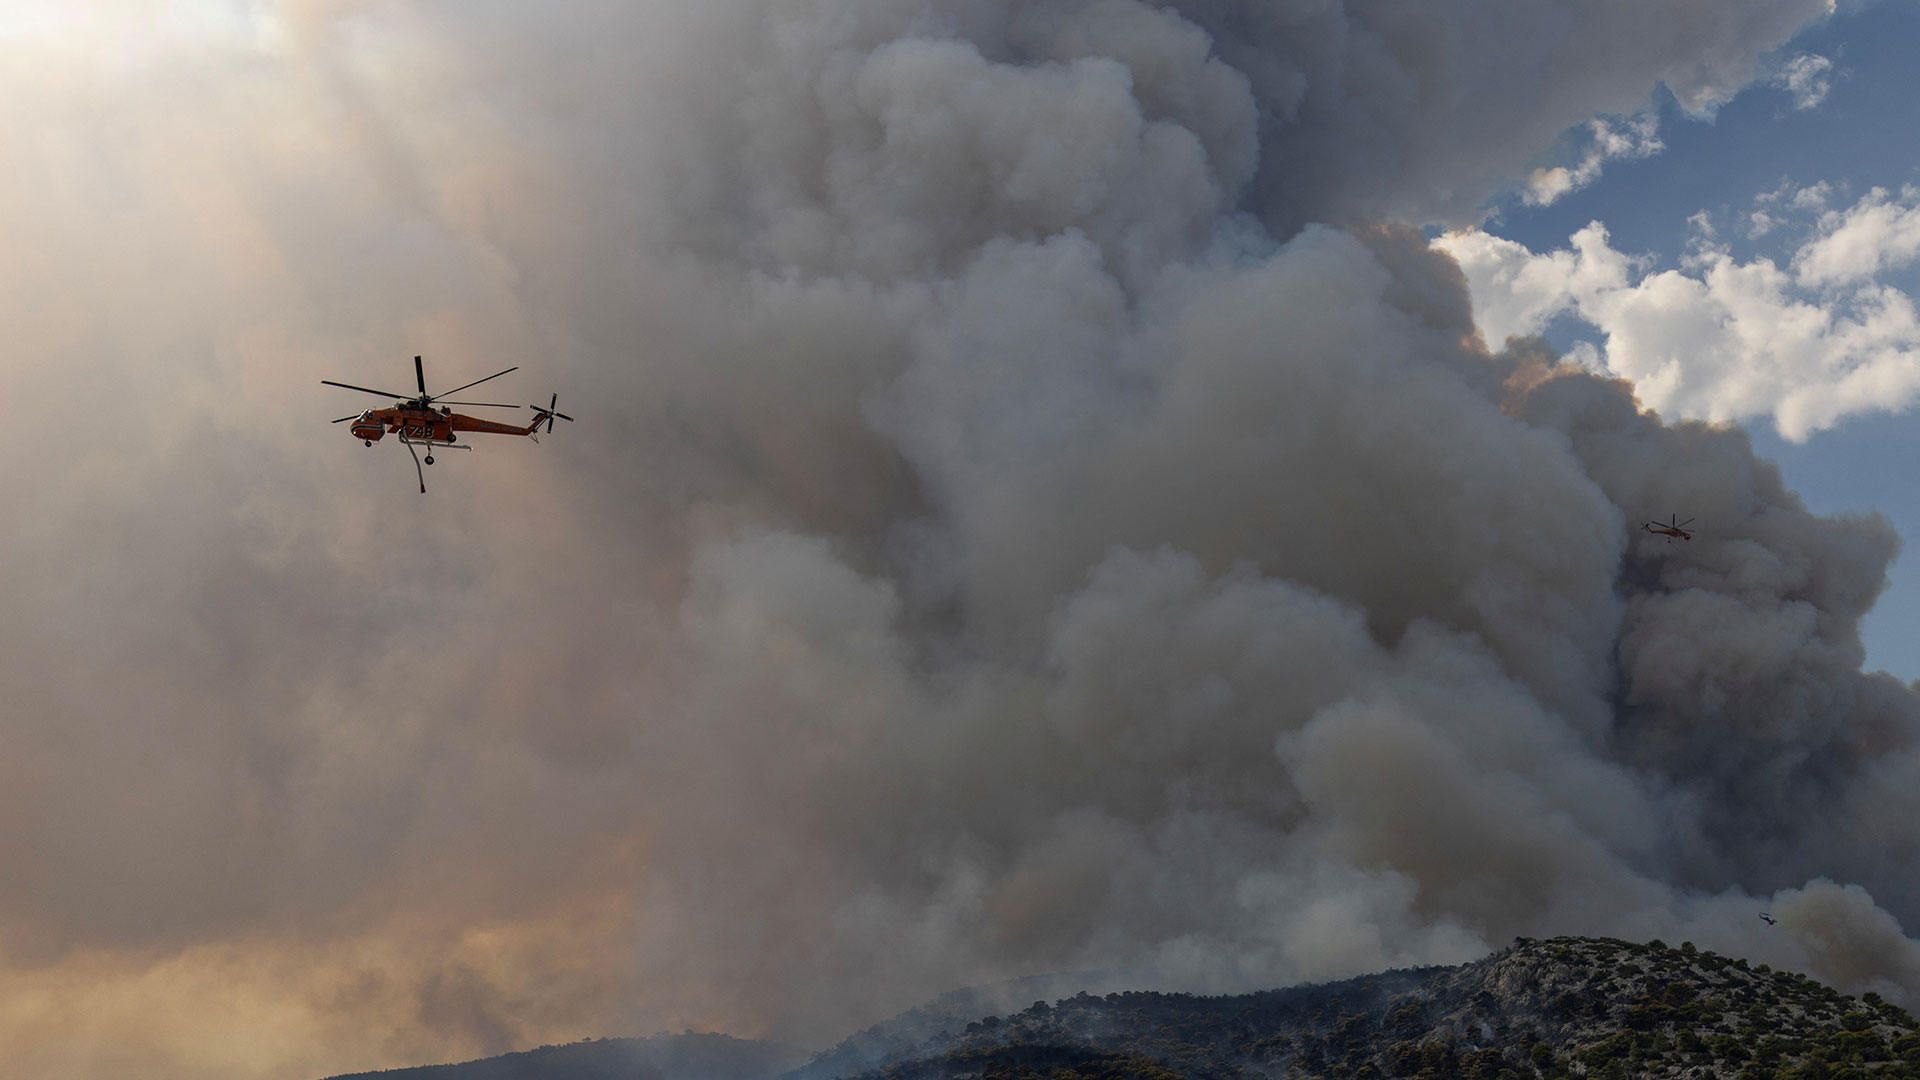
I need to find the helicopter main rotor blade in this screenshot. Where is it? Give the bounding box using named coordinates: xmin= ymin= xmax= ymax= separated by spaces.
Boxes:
xmin=415 ymin=355 xmax=427 ymax=396
xmin=322 ymin=379 xmax=408 ymax=399
xmin=331 ymin=414 xmax=363 ymax=423
xmin=431 ymin=365 xmax=518 ymax=401
xmin=435 ymin=400 xmax=521 ymax=409
xmin=1677 ymin=518 xmax=1696 ymax=528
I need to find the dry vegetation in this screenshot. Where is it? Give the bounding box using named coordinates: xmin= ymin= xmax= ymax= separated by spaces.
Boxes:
xmin=811 ymin=937 xmax=1920 ymax=1080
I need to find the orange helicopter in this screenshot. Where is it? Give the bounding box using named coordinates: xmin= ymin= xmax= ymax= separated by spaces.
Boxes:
xmin=1642 ymin=514 xmax=1695 ymax=541
xmin=325 ymin=355 xmax=573 ymax=492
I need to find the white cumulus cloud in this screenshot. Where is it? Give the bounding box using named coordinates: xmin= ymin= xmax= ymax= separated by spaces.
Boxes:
xmin=1774 ymin=52 xmax=1835 ymax=110
xmin=1524 ymin=113 xmax=1665 ymax=207
xmin=1439 ymin=194 xmax=1920 ymax=439
xmin=1796 ymin=185 xmax=1920 ymax=286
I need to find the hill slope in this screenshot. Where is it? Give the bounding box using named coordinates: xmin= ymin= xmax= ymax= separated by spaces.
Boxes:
xmin=797 ymin=937 xmax=1920 ymax=1080
xmin=322 ymin=1032 xmax=799 ymax=1080
xmin=323 ymin=938 xmax=1920 ymax=1080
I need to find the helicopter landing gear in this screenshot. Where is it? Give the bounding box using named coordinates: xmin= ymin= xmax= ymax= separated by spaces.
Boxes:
xmin=424 ymin=454 xmax=435 ymax=465
xmin=365 ymin=440 xmax=373 ymax=447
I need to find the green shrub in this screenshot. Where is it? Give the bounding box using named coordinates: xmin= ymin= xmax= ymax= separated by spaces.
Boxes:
xmin=1583 ymin=1033 xmax=1632 ymax=1065
xmin=1665 ymin=983 xmax=1700 ymax=1006
xmin=1711 ymin=1034 xmax=1751 ymax=1061
xmin=1829 ymin=1030 xmax=1887 ymax=1061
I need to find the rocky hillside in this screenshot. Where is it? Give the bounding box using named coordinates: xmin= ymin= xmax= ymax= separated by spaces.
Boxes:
xmin=323 ymin=938 xmax=1920 ymax=1080
xmin=798 ymin=937 xmax=1919 ymax=1080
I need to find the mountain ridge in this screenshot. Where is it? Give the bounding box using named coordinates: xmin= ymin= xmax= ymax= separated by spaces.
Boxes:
xmin=321 ymin=1031 xmax=800 ymax=1080
xmin=320 ymin=937 xmax=1920 ymax=1080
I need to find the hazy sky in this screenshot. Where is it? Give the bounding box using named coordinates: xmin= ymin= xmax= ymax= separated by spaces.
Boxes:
xmin=5 ymin=3 xmax=1920 ymax=1080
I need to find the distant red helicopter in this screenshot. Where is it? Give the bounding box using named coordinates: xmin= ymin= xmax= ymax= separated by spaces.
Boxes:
xmin=1642 ymin=514 xmax=1695 ymax=541
xmin=325 ymin=355 xmax=572 ymax=492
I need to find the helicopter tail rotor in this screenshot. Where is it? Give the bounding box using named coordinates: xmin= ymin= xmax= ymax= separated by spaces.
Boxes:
xmin=530 ymin=393 xmax=574 ymax=435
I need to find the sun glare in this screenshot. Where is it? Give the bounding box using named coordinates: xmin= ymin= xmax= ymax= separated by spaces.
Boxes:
xmin=0 ymin=0 xmax=276 ymax=70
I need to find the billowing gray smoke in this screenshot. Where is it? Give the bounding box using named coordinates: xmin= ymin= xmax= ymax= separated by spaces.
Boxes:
xmin=1 ymin=1 xmax=1915 ymax=1077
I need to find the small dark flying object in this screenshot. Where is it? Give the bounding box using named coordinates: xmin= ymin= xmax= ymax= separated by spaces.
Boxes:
xmin=1643 ymin=514 xmax=1695 ymax=541
xmin=324 ymin=355 xmax=572 ymax=492
xmin=1759 ymin=912 xmax=1777 ymax=925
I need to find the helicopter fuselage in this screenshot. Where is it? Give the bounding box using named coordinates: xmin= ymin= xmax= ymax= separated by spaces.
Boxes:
xmin=349 ymin=404 xmax=537 ymax=445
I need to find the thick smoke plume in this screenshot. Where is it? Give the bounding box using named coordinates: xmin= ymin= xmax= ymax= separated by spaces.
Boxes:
xmin=3 ymin=2 xmax=1916 ymax=1078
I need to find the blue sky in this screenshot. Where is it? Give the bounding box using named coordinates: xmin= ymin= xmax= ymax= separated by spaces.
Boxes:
xmin=1471 ymin=0 xmax=1920 ymax=680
